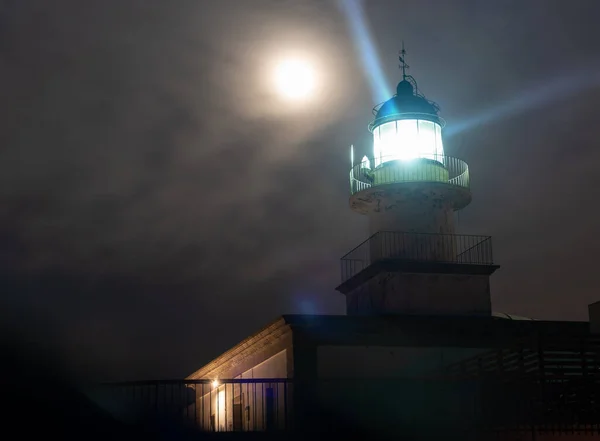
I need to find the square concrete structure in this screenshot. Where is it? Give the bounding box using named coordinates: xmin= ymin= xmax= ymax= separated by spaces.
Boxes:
xmin=186 ymin=314 xmax=597 ymax=437
xmin=188 ymin=314 xmax=591 ymax=382
xmin=589 ymin=300 xmax=600 ymax=334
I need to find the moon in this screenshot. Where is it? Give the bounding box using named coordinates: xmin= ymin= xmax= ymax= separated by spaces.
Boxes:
xmin=274 ymin=59 xmax=316 ymax=100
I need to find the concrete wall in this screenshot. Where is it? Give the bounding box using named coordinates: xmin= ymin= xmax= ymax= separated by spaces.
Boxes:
xmin=346 ymin=271 xmax=492 ymax=316
xmin=236 ymin=350 xmax=287 ymax=379
xmin=317 ymin=345 xmax=487 ymax=379
xmin=589 ymin=301 xmax=600 ymax=334
xmin=353 ymin=180 xmax=470 ymax=236
xmin=313 ymin=345 xmax=490 ymax=436
xmin=367 ymin=199 xmax=455 ymax=236
xmin=187 ymin=318 xmax=294 ymax=379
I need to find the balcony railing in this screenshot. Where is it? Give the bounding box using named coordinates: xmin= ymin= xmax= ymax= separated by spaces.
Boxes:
xmin=94 ymin=375 xmax=600 ymax=437
xmin=341 ymin=231 xmax=493 ymax=283
xmin=93 ymin=379 xmax=293 ymax=433
xmin=350 ymin=154 xmax=470 ymax=195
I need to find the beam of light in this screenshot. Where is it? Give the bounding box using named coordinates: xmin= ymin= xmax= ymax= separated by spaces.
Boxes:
xmin=337 ymin=0 xmax=391 ymax=103
xmin=446 ymin=65 xmax=600 ymax=138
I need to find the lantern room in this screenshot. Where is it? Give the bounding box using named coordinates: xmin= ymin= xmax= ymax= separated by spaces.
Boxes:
xmin=370 ymin=79 xmax=445 ymax=167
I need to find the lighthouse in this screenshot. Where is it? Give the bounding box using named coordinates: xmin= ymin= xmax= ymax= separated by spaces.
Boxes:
xmin=338 ymin=49 xmax=499 ymax=316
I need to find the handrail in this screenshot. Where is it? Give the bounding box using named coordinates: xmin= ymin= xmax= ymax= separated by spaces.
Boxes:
xmin=340 ymin=231 xmax=494 ymax=283
xmin=350 ymin=154 xmax=470 ymax=196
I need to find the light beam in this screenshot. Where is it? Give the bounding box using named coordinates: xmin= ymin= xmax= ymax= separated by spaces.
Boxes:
xmin=337 ymin=0 xmax=391 ymax=103
xmin=447 ymin=66 xmax=600 ymax=138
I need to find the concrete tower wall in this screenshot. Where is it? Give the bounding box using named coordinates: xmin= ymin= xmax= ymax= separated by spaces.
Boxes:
xmin=367 ymin=197 xmax=455 ymax=235
xmin=364 ymin=183 xmax=460 ymax=264
xmin=345 ymin=272 xmax=492 ymax=316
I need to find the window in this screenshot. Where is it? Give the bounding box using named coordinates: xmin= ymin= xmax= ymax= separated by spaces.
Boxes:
xmin=378 ymin=121 xmax=397 ymax=162
xmin=372 ymin=119 xmax=444 ymax=166
xmin=215 ymin=390 xmax=226 ymax=431
xmin=396 ymin=120 xmax=419 ymax=160
xmin=417 ymin=120 xmax=436 ymax=160
xmin=435 ymin=123 xmax=444 ymax=158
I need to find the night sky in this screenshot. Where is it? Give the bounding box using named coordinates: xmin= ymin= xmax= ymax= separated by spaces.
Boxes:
xmin=1 ymin=0 xmax=600 ymax=380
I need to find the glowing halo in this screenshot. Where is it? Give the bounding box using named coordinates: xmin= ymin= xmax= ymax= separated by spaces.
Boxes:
xmin=273 ymin=58 xmax=315 ymax=100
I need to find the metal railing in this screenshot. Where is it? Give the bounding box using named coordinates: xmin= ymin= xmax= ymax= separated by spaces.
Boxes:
xmin=93 ymin=375 xmax=600 ymax=437
xmin=443 ymin=341 xmax=600 ymax=435
xmin=341 ymin=231 xmax=493 ymax=283
xmin=368 ymin=111 xmax=445 ymax=130
xmin=350 ymin=154 xmax=470 ymax=196
xmin=93 ymin=379 xmax=292 ymax=432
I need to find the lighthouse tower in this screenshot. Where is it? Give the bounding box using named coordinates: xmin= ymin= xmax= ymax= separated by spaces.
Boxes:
xmin=337 ymin=49 xmax=499 ymax=316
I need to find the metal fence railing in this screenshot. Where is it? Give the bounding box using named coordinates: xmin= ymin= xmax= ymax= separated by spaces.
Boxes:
xmin=93 ymin=374 xmax=600 ymax=437
xmin=93 ymin=379 xmax=292 ymax=433
xmin=349 ymin=155 xmax=470 ymax=196
xmin=340 ymin=231 xmax=493 ymax=283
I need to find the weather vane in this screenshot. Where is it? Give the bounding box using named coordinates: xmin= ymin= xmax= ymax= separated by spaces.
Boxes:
xmin=398 ymin=41 xmax=409 ymax=81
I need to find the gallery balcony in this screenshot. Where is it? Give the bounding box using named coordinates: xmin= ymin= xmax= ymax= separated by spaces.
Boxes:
xmin=338 ymin=231 xmax=496 ymax=288
xmin=349 ymin=154 xmax=470 ymax=196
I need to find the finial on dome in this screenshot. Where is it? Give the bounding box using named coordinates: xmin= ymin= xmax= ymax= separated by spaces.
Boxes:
xmin=398 ymin=41 xmax=409 ymax=81
xmin=396 ymin=42 xmax=415 ymax=96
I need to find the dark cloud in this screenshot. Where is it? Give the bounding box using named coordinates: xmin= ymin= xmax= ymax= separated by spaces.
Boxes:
xmin=1 ymin=0 xmax=600 ymax=379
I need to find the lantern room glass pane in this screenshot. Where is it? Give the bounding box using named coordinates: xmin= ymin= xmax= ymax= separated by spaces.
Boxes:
xmin=372 ymin=119 xmax=444 ymax=167
xmin=417 ymin=120 xmax=436 ymax=160
xmin=373 ymin=126 xmax=383 ymax=167
xmin=435 ymin=123 xmax=444 ymax=158
xmin=396 ymin=120 xmax=419 ymax=160
xmin=378 ymin=121 xmax=397 ymax=162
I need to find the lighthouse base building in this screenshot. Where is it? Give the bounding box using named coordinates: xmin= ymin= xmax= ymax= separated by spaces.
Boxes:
xmin=101 ymin=58 xmax=600 ymax=440
xmin=104 ymin=313 xmax=600 ymax=440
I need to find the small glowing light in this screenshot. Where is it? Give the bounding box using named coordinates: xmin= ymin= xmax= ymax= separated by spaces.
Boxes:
xmin=212 ymin=380 xmax=219 ymax=389
xmin=361 ymin=156 xmax=370 ymax=169
xmin=274 ymin=59 xmax=315 ymax=100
